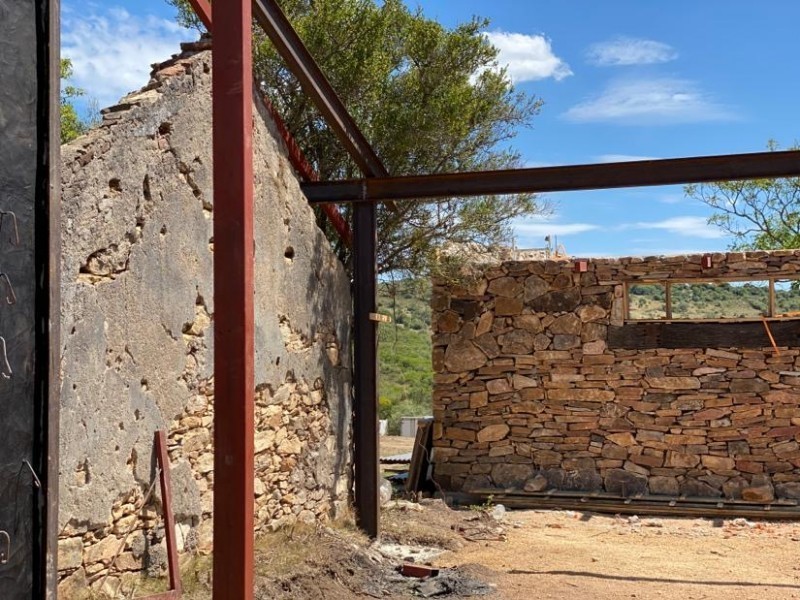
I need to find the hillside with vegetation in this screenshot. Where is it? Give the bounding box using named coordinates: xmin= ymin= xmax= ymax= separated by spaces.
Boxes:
xmin=629 ymin=279 xmax=800 ymax=320
xmin=377 ymin=279 xmax=433 ymax=434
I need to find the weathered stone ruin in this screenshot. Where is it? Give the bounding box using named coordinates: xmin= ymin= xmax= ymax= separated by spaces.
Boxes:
xmin=57 ymin=42 xmax=352 ymax=594
xmin=432 ymin=251 xmax=800 ymax=503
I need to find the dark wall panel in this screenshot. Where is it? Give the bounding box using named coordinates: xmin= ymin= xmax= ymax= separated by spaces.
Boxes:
xmin=608 ymin=321 xmax=800 ymax=350
xmin=0 ymin=0 xmax=57 ymax=597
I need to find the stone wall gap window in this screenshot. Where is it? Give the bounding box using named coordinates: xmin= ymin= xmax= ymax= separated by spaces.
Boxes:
xmin=626 ymin=277 xmax=800 ymax=322
xmin=626 ymin=283 xmax=666 ymax=320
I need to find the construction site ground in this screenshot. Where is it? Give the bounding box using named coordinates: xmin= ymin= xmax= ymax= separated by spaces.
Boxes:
xmin=118 ymin=498 xmax=800 ymax=599
xmin=111 ymin=435 xmax=800 ymax=598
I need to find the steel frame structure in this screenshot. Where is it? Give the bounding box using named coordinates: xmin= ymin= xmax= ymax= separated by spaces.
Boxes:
xmin=211 ymin=0 xmax=256 ymax=597
xmin=197 ymin=1 xmax=800 ymax=599
xmin=301 ymin=150 xmax=800 ymax=204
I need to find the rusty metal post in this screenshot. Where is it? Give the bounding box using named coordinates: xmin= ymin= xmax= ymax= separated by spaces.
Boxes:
xmin=41 ymin=0 xmax=61 ymax=596
xmin=212 ymin=0 xmax=255 ymax=597
xmin=353 ymin=202 xmax=379 ymax=538
xmin=156 ymin=431 xmax=182 ymax=595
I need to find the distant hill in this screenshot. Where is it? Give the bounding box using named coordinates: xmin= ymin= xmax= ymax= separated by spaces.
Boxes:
xmin=377 ymin=279 xmax=433 ymax=434
xmin=629 ymin=280 xmax=800 ymax=320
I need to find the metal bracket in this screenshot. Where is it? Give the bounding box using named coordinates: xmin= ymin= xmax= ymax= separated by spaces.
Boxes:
xmin=0 ymin=530 xmax=10 ymax=564
xmin=0 ymin=337 xmax=11 ymax=379
xmin=0 ymin=273 xmax=16 ymax=305
xmin=22 ymin=459 xmax=41 ymax=489
xmin=0 ymin=211 xmax=20 ymax=246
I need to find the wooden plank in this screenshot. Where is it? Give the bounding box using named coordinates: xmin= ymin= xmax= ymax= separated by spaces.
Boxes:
xmin=608 ymin=320 xmax=800 ymax=350
xmin=406 ymin=420 xmax=433 ymax=494
xmin=453 ymin=491 xmax=800 ymax=520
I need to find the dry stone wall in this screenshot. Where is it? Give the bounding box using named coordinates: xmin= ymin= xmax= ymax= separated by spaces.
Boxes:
xmin=432 ymin=251 xmax=800 ymax=504
xmin=57 ymin=41 xmax=352 ymax=595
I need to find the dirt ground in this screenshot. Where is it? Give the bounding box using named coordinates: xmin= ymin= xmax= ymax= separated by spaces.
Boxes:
xmin=116 ymin=500 xmax=800 ymax=599
xmin=437 ymin=508 xmax=800 ymax=600
xmin=380 ymin=435 xmax=416 ymax=457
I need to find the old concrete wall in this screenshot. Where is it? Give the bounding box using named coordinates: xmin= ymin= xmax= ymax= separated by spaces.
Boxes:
xmin=432 ymin=251 xmax=800 ymax=503
xmin=57 ymin=42 xmax=352 ymax=593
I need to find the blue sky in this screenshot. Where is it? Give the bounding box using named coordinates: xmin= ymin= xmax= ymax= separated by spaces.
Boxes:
xmin=62 ymin=1 xmax=800 ymax=258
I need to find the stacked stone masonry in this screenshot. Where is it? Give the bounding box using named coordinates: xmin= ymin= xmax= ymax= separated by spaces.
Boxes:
xmin=57 ymin=41 xmax=352 ymax=595
xmin=432 ymin=250 xmax=800 ymax=504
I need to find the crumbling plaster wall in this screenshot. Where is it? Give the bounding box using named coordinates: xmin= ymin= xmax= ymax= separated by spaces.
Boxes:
xmin=58 ymin=42 xmax=352 ymax=591
xmin=432 ymin=251 xmax=800 ymax=504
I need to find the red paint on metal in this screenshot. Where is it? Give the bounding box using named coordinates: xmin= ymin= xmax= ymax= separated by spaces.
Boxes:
xmin=301 ymin=150 xmax=800 ymax=204
xmin=156 ymin=430 xmax=182 ymax=595
xmin=573 ymin=260 xmax=588 ymax=273
xmin=259 ymin=95 xmax=352 ymax=246
xmin=211 ymin=0 xmax=255 ymax=597
xmin=185 ymin=0 xmax=212 ymax=30
xmin=185 ymin=0 xmax=352 ymax=247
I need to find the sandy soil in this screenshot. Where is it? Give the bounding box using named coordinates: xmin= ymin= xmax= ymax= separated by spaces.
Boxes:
xmin=380 ymin=435 xmax=416 ymax=457
xmin=117 ymin=498 xmax=800 ymax=600
xmin=437 ymin=508 xmax=800 ymax=600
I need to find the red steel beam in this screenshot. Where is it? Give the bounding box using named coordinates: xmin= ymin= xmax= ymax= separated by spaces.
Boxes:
xmin=259 ymin=95 xmax=353 ymax=247
xmin=186 ymin=0 xmax=352 ymax=247
xmin=251 ymin=0 xmax=383 ymax=538
xmin=186 ymin=0 xmax=211 ymax=29
xmin=301 ymin=150 xmax=800 ymax=204
xmin=352 ymin=203 xmax=379 ymax=537
xmin=211 ymin=0 xmax=255 ymax=597
xmin=252 ymin=0 xmax=388 ymax=179
xmin=156 ymin=431 xmax=182 ymax=595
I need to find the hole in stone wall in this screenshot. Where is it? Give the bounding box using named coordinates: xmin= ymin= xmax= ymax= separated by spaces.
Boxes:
xmin=284 ymin=246 xmax=295 ymax=261
xmin=159 ymin=122 xmax=172 ymax=135
xmin=109 ymin=178 xmax=122 ymax=192
xmin=142 ymin=174 xmax=152 ymax=203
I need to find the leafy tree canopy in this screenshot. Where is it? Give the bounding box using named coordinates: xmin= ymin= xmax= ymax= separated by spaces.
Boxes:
xmin=169 ymin=0 xmax=546 ymax=276
xmin=60 ymin=58 xmax=88 ymax=144
xmin=686 ymin=142 xmax=800 ymax=251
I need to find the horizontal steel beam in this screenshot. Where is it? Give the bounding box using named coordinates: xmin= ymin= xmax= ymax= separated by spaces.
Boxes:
xmin=301 ymin=150 xmax=800 ymax=204
xmin=253 ymin=0 xmax=388 ymax=178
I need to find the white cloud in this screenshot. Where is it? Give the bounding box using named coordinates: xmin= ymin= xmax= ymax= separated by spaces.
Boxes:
xmin=623 ymin=216 xmax=724 ymax=239
xmin=62 ymin=7 xmax=190 ymax=108
xmin=587 ymin=37 xmax=678 ymax=66
xmin=595 ymin=154 xmax=660 ymax=163
xmin=484 ymin=31 xmax=572 ymax=83
xmin=657 ymin=193 xmax=686 ymax=205
xmin=514 ymin=222 xmax=599 ymax=237
xmin=563 ymin=78 xmax=738 ymax=124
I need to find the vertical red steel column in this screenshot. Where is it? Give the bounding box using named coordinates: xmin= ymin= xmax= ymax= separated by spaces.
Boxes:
xmin=353 ymin=202 xmax=379 ymax=538
xmin=212 ymin=0 xmax=255 ymax=597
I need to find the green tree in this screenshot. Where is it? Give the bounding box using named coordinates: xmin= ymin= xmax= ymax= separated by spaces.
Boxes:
xmin=686 ymin=142 xmax=800 ymax=250
xmin=60 ymin=58 xmax=88 ymax=144
xmin=169 ymin=0 xmax=545 ymax=276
